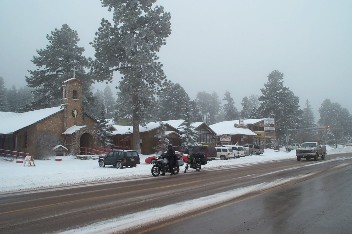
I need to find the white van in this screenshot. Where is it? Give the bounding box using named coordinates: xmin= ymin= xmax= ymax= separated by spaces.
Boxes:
xmin=215 ymin=146 xmax=234 ymax=160
xmin=223 ymin=145 xmax=245 ymax=158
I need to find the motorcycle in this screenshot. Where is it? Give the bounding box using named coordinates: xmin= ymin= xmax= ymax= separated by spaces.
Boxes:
xmin=151 ymin=156 xmax=180 ymax=176
xmin=184 ymin=153 xmax=203 ymax=173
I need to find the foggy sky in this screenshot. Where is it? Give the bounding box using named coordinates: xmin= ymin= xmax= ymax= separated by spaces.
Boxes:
xmin=1 ymin=0 xmax=351 ymax=117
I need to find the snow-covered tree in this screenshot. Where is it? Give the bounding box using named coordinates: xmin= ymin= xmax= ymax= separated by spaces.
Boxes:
xmin=258 ymin=70 xmax=302 ymax=143
xmin=297 ymin=99 xmax=316 ymax=142
xmin=26 ymin=24 xmax=93 ymax=109
xmin=240 ymin=95 xmax=259 ymax=119
xmin=188 ymin=100 xmax=203 ymax=122
xmin=179 ymin=108 xmax=198 ymax=147
xmin=8 ymin=86 xmax=34 ymax=112
xmin=157 ymin=81 xmax=190 ymax=120
xmin=195 ymin=91 xmax=220 ymax=124
xmin=318 ymin=99 xmax=352 ymax=144
xmin=92 ymin=0 xmax=171 ymax=152
xmin=97 ymin=108 xmax=113 ymax=148
xmin=153 ymin=122 xmax=169 ymax=154
xmin=103 ymin=86 xmax=115 ymax=119
xmin=0 ymin=77 xmax=8 ymax=111
xmin=222 ymin=91 xmax=239 ymax=121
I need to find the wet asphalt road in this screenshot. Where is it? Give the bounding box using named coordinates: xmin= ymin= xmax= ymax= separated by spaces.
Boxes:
xmin=1 ymin=153 xmax=352 ymax=233
xmin=139 ymin=158 xmax=352 ymax=234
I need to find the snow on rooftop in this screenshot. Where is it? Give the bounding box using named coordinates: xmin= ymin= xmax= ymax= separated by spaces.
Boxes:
xmin=112 ymin=121 xmax=181 ymax=135
xmin=191 ymin=122 xmax=204 ymax=129
xmin=0 ymin=106 xmax=63 ymax=134
xmin=162 ymin=119 xmax=184 ymax=129
xmin=209 ymin=120 xmax=257 ymax=136
xmin=241 ymin=118 xmax=265 ymax=125
xmin=111 ymin=125 xmax=133 ymax=135
xmin=62 ymin=125 xmax=86 ymax=135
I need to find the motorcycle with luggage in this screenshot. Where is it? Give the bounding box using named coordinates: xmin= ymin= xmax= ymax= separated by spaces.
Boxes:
xmin=151 ymin=155 xmax=180 ymax=176
xmin=184 ymin=153 xmax=205 ymax=173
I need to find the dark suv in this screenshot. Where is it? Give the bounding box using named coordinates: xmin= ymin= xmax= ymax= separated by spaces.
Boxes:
xmin=98 ymin=149 xmax=140 ymax=169
xmin=186 ymin=145 xmax=215 ymax=162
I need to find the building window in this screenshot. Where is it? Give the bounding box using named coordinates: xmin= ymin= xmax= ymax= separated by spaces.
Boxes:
xmin=72 ymin=90 xmax=78 ymax=99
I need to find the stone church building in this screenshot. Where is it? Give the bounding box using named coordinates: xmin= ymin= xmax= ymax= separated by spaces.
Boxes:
xmin=0 ymin=78 xmax=98 ymax=158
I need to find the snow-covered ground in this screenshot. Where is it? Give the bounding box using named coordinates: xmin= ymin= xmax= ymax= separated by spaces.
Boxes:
xmin=1 ymin=146 xmax=352 ymax=233
xmin=1 ymin=146 xmax=351 ymax=193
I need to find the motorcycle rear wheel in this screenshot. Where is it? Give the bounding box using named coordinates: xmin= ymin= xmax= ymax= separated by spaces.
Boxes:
xmin=151 ymin=165 xmax=160 ymax=177
xmin=195 ymin=163 xmax=201 ymax=172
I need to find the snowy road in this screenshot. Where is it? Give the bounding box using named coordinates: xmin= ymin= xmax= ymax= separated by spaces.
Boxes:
xmin=1 ymin=153 xmax=352 ymax=233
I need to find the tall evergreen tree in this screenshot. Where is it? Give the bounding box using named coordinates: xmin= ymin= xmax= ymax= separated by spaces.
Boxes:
xmin=318 ymin=99 xmax=352 ymax=144
xmin=153 ymin=122 xmax=169 ymax=154
xmin=0 ymin=77 xmax=8 ymax=111
xmin=97 ymin=108 xmax=113 ymax=148
xmin=92 ymin=0 xmax=171 ymax=152
xmin=88 ymin=89 xmax=105 ymax=118
xmin=26 ymin=24 xmax=93 ymax=109
xmin=297 ymin=99 xmax=316 ymax=142
xmin=179 ymin=107 xmax=198 ymax=147
xmin=258 ymin=70 xmax=302 ymax=143
xmin=222 ymin=91 xmax=239 ymax=121
xmin=188 ymin=100 xmax=203 ymax=122
xmin=157 ymin=81 xmax=190 ymax=120
xmin=195 ymin=91 xmax=220 ymax=124
xmin=240 ymin=95 xmax=259 ymax=119
xmin=103 ymin=86 xmax=115 ymax=119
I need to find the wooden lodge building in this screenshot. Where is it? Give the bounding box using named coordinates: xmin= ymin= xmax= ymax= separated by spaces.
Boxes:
xmin=0 ymin=78 xmax=98 ymax=158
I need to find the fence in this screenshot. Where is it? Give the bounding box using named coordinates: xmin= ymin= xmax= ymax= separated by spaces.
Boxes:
xmin=0 ymin=149 xmax=30 ymax=162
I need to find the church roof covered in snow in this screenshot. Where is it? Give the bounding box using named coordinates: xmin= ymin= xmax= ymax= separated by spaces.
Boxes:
xmin=0 ymin=106 xmax=63 ymax=134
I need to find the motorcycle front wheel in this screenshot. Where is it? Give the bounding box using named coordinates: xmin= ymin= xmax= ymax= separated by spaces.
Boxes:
xmin=151 ymin=165 xmax=160 ymax=177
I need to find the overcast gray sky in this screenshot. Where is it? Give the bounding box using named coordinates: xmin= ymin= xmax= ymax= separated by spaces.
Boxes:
xmin=1 ymin=0 xmax=351 ymax=117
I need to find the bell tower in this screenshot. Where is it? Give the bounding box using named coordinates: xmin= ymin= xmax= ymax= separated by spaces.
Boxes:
xmin=62 ymin=77 xmax=84 ymax=128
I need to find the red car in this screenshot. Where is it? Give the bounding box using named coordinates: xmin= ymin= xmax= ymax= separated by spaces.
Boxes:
xmin=145 ymin=155 xmax=157 ymax=164
xmin=145 ymin=151 xmax=186 ymax=164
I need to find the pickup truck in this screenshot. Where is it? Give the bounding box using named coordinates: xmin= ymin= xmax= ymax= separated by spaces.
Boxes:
xmin=296 ymin=142 xmax=327 ymax=161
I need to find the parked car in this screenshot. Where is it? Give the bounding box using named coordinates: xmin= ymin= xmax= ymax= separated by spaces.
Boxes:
xmin=296 ymin=142 xmax=326 ymax=161
xmin=243 ymin=144 xmax=264 ymax=155
xmin=223 ymin=145 xmax=245 ymax=158
xmin=215 ymin=146 xmax=234 ymax=160
xmin=186 ymin=145 xmax=216 ymax=161
xmin=98 ymin=149 xmax=140 ymax=169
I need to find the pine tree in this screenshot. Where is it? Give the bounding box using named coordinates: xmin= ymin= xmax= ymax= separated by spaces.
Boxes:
xmin=157 ymin=81 xmax=190 ymax=120
xmin=97 ymin=108 xmax=113 ymax=148
xmin=222 ymin=91 xmax=239 ymax=121
xmin=294 ymin=100 xmax=316 ymax=142
xmin=195 ymin=91 xmax=220 ymax=124
xmin=178 ymin=107 xmax=199 ymax=147
xmin=188 ymin=100 xmax=203 ymax=122
xmin=92 ymin=1 xmax=171 ymax=152
xmin=103 ymin=86 xmax=115 ymax=119
xmin=26 ymin=24 xmax=93 ymax=109
xmin=240 ymin=95 xmax=259 ymax=119
xmin=318 ymin=99 xmax=352 ymax=144
xmin=153 ymin=122 xmax=169 ymax=154
xmin=0 ymin=77 xmax=8 ymax=111
xmin=258 ymin=70 xmax=302 ymax=143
